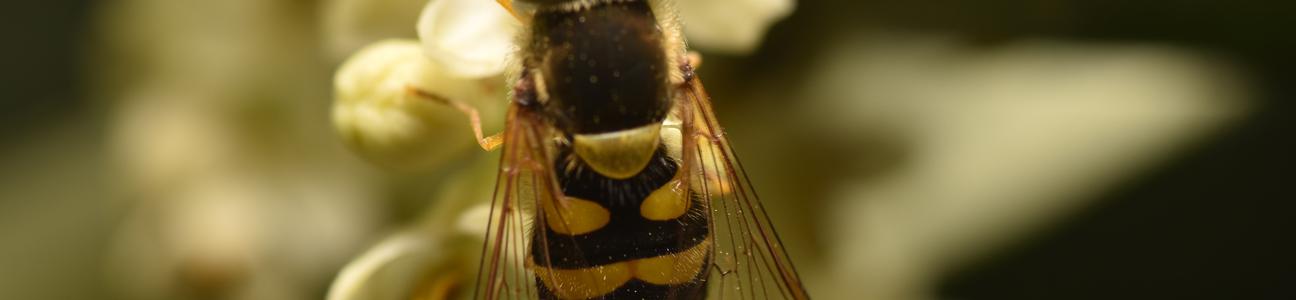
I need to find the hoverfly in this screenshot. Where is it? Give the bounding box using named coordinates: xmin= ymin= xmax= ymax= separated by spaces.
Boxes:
xmin=458 ymin=0 xmax=810 ymax=299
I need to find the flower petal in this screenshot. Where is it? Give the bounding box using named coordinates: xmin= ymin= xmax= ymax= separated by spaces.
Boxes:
xmin=417 ymin=0 xmax=518 ymax=78
xmin=327 ymin=232 xmax=445 ymax=300
xmin=676 ymin=0 xmax=795 ymax=54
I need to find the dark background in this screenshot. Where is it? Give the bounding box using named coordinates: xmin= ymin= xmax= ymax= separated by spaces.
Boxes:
xmin=752 ymin=1 xmax=1296 ymax=298
xmin=4 ymin=0 xmax=1293 ymax=298
xmin=1 ymin=0 xmax=97 ymax=144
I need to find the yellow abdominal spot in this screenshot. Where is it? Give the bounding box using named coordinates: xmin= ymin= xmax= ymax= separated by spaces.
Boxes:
xmin=640 ymin=179 xmax=689 ymax=221
xmin=533 ymin=262 xmax=632 ymax=300
xmin=631 ymin=238 xmax=711 ymax=285
xmin=543 ymin=196 xmax=610 ymax=235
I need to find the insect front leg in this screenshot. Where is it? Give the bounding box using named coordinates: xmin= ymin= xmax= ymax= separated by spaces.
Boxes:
xmin=404 ymin=85 xmax=505 ymax=151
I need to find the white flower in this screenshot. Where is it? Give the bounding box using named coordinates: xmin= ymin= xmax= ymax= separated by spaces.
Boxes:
xmin=333 ymin=39 xmax=506 ymax=171
xmin=415 ymin=0 xmax=795 ymax=79
xmin=327 ymin=231 xmax=453 ymax=300
xmin=417 ymin=0 xmax=520 ymax=78
xmin=328 ymin=155 xmax=499 ymax=300
xmin=332 ymin=0 xmax=795 ymax=171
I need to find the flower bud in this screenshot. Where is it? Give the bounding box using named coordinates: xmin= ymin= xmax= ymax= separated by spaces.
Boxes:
xmin=333 ymin=39 xmax=496 ymax=171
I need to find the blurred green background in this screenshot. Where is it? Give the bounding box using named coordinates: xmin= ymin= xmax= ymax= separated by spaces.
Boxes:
xmin=2 ymin=0 xmax=1294 ymax=299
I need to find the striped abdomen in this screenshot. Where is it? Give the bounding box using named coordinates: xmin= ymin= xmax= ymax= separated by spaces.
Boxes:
xmin=530 ymin=145 xmax=711 ymax=299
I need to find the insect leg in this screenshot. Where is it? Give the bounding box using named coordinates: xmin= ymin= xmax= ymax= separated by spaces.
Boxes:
xmin=404 ymin=85 xmax=505 ymax=151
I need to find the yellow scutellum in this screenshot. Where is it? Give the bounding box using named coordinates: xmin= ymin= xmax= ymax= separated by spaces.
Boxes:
xmin=572 ymin=123 xmax=664 ymax=180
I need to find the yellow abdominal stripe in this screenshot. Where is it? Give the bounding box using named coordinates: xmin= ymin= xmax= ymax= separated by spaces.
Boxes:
xmin=534 ymin=262 xmax=633 ymax=300
xmin=532 ymin=239 xmax=713 ymax=299
xmin=632 ymin=238 xmax=711 ymax=285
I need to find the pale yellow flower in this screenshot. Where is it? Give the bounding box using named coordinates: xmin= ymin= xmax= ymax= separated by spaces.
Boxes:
xmin=417 ymin=0 xmax=520 ymax=78
xmin=328 ymin=155 xmax=499 ymax=300
xmin=415 ymin=0 xmax=794 ymax=79
xmin=333 ymin=39 xmax=506 ymax=171
xmin=332 ymin=0 xmax=794 ymax=171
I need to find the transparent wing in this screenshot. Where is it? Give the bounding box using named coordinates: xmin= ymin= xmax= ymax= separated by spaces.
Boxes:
xmin=473 ymin=104 xmax=558 ymax=300
xmin=475 ymin=102 xmax=610 ymax=300
xmin=677 ymin=75 xmax=811 ymax=300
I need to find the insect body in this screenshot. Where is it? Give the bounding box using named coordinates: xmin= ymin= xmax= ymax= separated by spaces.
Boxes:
xmin=475 ymin=0 xmax=808 ymax=299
